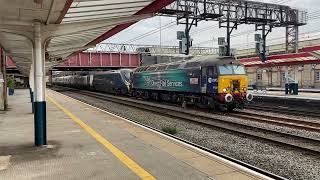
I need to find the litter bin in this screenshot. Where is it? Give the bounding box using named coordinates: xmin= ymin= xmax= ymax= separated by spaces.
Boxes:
xmin=293 ymin=83 xmax=299 ymax=95
xmin=285 ymin=83 xmax=299 ymax=95
xmin=8 ymin=88 xmax=14 ymax=96
xmin=289 ymin=83 xmax=294 ymax=94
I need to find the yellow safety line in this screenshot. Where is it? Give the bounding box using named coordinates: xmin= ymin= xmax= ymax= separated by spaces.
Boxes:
xmin=47 ymin=96 xmax=156 ymax=180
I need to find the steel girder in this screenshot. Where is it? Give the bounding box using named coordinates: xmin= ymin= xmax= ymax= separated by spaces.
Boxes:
xmin=160 ymin=0 xmax=307 ymax=27
xmin=159 ymin=0 xmax=307 ymax=56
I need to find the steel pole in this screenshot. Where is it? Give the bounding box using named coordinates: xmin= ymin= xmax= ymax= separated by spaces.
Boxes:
xmin=29 ymin=61 xmax=35 ymax=113
xmin=295 ymin=26 xmax=299 ymax=53
xmin=185 ymin=15 xmax=190 ymax=55
xmin=34 ymin=21 xmax=47 ymax=146
xmin=262 ymin=25 xmax=266 ymax=56
xmin=0 ymin=48 xmax=7 ymax=110
xmin=285 ymin=26 xmax=289 ymax=53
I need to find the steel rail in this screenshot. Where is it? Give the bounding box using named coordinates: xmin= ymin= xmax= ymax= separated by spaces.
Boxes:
xmin=229 ymin=111 xmax=320 ymax=132
xmin=247 ymin=105 xmax=320 ymax=118
xmin=52 ymin=86 xmax=287 ymax=180
xmin=66 ymin=89 xmax=320 ymax=154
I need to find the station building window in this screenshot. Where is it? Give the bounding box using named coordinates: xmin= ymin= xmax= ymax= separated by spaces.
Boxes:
xmin=281 ymin=73 xmax=286 ymax=82
xmin=257 ymin=73 xmax=262 ymax=81
xmin=316 ymin=71 xmax=320 ymax=81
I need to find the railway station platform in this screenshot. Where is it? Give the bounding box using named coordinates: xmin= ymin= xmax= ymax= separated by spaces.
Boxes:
xmin=250 ymin=90 xmax=320 ymax=115
xmin=251 ymin=90 xmax=320 ymax=101
xmin=0 ymin=89 xmax=272 ymax=180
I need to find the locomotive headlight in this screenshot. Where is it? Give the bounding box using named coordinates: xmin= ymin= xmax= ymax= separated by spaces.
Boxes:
xmin=225 ymin=94 xmax=233 ymax=103
xmin=243 ymin=87 xmax=247 ymax=91
xmin=223 ymin=88 xmax=227 ymax=92
xmin=246 ymin=93 xmax=254 ymax=101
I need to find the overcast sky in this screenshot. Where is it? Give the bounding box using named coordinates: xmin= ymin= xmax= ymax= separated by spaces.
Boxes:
xmin=105 ymin=0 xmax=320 ymax=50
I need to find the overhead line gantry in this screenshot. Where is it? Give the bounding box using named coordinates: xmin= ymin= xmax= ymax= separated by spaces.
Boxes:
xmin=158 ymin=0 xmax=307 ymax=61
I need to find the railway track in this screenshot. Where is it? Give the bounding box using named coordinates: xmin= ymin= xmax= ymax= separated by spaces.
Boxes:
xmin=230 ymin=111 xmax=320 ymax=132
xmin=247 ymin=104 xmax=320 ymax=118
xmin=51 ymin=87 xmax=287 ymax=180
xmin=57 ymin=88 xmax=320 ymax=154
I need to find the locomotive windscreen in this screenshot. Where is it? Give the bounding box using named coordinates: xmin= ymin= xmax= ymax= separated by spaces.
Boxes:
xmin=120 ymin=69 xmax=132 ymax=82
xmin=218 ymin=65 xmax=246 ymax=75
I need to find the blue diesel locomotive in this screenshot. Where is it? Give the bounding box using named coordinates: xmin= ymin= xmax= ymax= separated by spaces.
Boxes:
xmin=131 ymin=56 xmax=253 ymax=111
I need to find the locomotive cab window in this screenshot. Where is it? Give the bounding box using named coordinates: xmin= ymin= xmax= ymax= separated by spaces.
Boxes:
xmin=213 ymin=66 xmax=218 ymax=77
xmin=202 ymin=66 xmax=217 ymax=77
xmin=218 ymin=65 xmax=246 ymax=75
xmin=121 ymin=70 xmax=131 ymax=82
xmin=208 ymin=66 xmax=218 ymax=77
xmin=202 ymin=67 xmax=207 ymax=76
xmin=208 ymin=68 xmax=213 ymax=76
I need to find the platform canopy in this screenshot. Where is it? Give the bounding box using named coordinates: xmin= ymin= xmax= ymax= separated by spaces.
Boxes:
xmin=0 ymin=0 xmax=174 ymax=76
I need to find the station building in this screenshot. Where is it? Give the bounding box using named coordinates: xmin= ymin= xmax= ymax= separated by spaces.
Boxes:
xmin=245 ymin=64 xmax=320 ymax=88
xmin=237 ymin=37 xmax=320 ymax=89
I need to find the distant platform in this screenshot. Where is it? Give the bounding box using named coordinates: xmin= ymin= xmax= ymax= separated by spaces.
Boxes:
xmin=251 ymin=89 xmax=320 ymax=101
xmin=0 ymin=89 xmax=272 ymax=180
xmin=266 ymin=87 xmax=320 ymax=93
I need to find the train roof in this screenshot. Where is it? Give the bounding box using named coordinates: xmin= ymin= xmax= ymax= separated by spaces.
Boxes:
xmin=189 ymin=56 xmax=241 ymax=66
xmin=94 ymin=69 xmax=133 ymax=75
xmin=135 ymin=56 xmax=242 ymax=73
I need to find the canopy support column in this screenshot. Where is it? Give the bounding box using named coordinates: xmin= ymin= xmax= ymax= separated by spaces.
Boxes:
xmin=0 ymin=47 xmax=7 ymax=111
xmin=29 ymin=61 xmax=35 ymax=113
xmin=34 ymin=21 xmax=47 ymax=146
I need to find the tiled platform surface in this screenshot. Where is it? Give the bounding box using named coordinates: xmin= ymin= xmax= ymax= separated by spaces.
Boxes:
xmin=0 ymin=89 xmax=271 ymax=180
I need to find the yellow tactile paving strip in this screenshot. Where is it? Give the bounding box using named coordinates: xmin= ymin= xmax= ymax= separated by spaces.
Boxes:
xmin=47 ymin=96 xmax=156 ymax=180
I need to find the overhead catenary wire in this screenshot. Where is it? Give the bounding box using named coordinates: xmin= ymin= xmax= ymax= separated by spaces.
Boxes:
xmin=122 ymin=21 xmax=177 ymax=44
xmin=121 ymin=0 xmax=319 ymax=47
xmin=194 ymin=14 xmax=320 ymax=46
xmin=232 ymin=28 xmax=320 ymax=48
xmin=195 ymin=26 xmax=320 ymax=48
